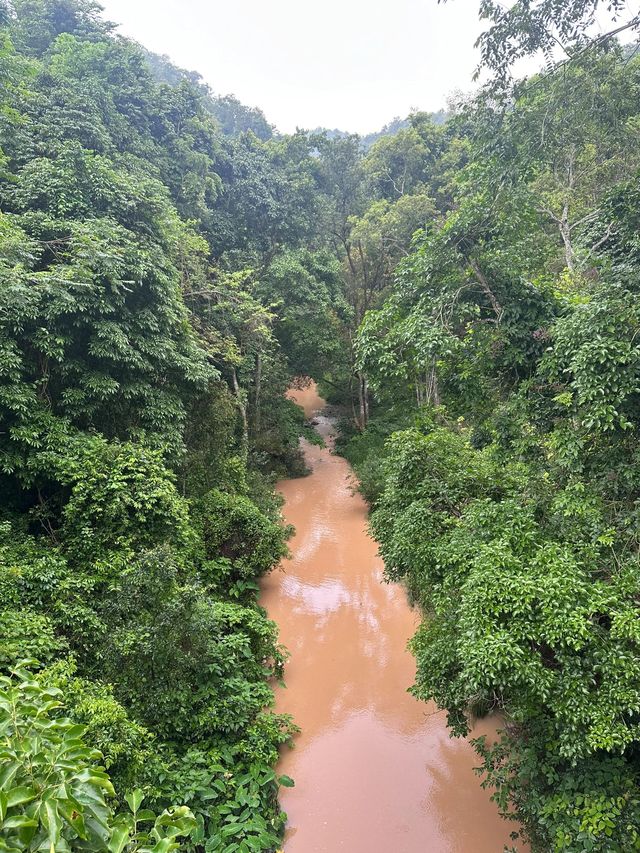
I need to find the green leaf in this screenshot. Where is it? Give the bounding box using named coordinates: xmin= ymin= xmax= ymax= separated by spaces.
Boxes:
xmin=125 ymin=789 xmax=144 ymax=815
xmin=0 ymin=764 xmax=19 ymax=792
xmin=107 ymin=823 xmax=130 ymax=853
xmin=58 ymin=797 xmax=87 ymax=840
xmin=151 ymin=839 xmax=177 ymax=853
xmin=43 ymin=799 xmax=62 ymax=846
xmin=1 ymin=816 xmax=38 ymax=830
xmin=135 ymin=809 xmax=156 ymax=823
xmin=6 ymin=788 xmax=36 ymax=808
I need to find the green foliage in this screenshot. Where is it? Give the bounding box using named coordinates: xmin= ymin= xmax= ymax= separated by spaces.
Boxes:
xmin=8 ymin=0 xmax=640 ymax=848
xmin=145 ymin=740 xmax=296 ymax=853
xmin=257 ymin=249 xmax=349 ymax=381
xmin=0 ymin=663 xmax=115 ymax=851
xmin=193 ymin=489 xmax=288 ymax=587
xmin=0 ymin=609 xmax=66 ymax=668
xmin=367 ymin=420 xmax=640 ymax=849
xmin=364 ymin=116 xmax=443 ymax=200
xmin=0 ymin=5 xmax=328 ymax=848
xmin=543 ymin=283 xmax=640 ymax=434
xmin=0 ymin=663 xmax=196 ymax=853
xmin=60 ymin=439 xmax=193 ymax=564
xmin=336 ymin=404 xmax=420 ymax=505
xmin=110 ymin=790 xmax=196 ymax=853
xmin=40 ymin=658 xmax=154 ymax=795
xmin=467 ymin=0 xmax=639 ymax=81
xmin=338 ymin=46 xmax=640 ymax=851
xmin=93 ymin=547 xmax=284 ymax=741
xmin=477 ymin=729 xmax=640 ymax=852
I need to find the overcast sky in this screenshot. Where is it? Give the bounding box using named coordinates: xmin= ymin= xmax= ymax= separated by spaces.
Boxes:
xmin=98 ymin=0 xmax=640 ymax=135
xmin=98 ymin=0 xmax=495 ymax=134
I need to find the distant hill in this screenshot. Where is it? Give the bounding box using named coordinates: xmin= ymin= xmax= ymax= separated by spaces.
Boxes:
xmin=142 ymin=48 xmax=447 ymax=146
xmin=309 ymin=110 xmax=448 ymax=149
xmin=142 ymin=48 xmax=275 ymax=140
xmin=361 ymin=116 xmax=411 ymax=148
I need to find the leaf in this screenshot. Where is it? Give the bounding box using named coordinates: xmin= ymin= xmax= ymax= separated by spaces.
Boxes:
xmin=278 ymin=775 xmax=295 ymax=788
xmin=135 ymin=809 xmax=156 ymax=823
xmin=1 ymin=816 xmax=38 ymax=829
xmin=0 ymin=764 xmax=19 ymax=792
xmin=108 ymin=823 xmax=130 ymax=853
xmin=43 ymin=799 xmax=62 ymax=846
xmin=58 ymin=797 xmax=87 ymax=840
xmin=125 ymin=789 xmax=144 ymax=814
xmin=6 ymin=787 xmax=36 ymax=808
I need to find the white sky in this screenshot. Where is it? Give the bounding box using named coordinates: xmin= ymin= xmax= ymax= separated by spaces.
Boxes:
xmin=98 ymin=0 xmax=640 ymax=135
xmin=98 ymin=0 xmax=489 ymax=134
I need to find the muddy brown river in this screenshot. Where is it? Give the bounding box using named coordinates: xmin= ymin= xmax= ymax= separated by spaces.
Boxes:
xmin=261 ymin=383 xmax=524 ymax=852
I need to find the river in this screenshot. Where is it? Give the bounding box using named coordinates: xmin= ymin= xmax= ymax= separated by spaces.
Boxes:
xmin=260 ymin=382 xmax=524 ymax=852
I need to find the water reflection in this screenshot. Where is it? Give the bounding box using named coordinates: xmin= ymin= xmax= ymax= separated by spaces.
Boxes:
xmin=280 ymin=575 xmax=354 ymax=615
xmin=260 ymin=383 xmax=526 ymax=853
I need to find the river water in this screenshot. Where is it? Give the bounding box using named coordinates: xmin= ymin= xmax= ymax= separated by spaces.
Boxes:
xmin=260 ymin=383 xmax=523 ymax=852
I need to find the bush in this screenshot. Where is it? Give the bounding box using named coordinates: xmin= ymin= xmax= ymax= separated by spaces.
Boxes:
xmin=61 ymin=439 xmax=193 ymax=566
xmin=371 ymin=423 xmax=640 ymax=849
xmin=0 ymin=664 xmax=196 ymax=852
xmin=192 ymin=489 xmax=288 ymax=586
xmin=0 ymin=608 xmax=66 ymax=669
xmin=91 ymin=547 xmax=285 ymax=741
xmin=40 ymin=657 xmax=154 ymax=796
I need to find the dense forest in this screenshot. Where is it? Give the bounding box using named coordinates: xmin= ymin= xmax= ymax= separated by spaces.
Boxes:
xmin=1 ymin=0 xmax=640 ymax=850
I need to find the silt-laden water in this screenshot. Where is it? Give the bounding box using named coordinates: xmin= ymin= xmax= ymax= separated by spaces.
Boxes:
xmin=260 ymin=384 xmax=524 ymax=852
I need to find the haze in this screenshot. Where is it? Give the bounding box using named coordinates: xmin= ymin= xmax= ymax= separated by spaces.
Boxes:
xmin=98 ymin=0 xmax=486 ymax=134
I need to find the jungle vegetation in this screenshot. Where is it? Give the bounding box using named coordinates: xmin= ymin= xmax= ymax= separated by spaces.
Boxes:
xmin=2 ymin=0 xmax=640 ymax=851
xmin=340 ymin=20 xmax=640 ymax=853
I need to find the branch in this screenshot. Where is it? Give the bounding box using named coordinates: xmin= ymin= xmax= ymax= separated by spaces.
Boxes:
xmin=467 ymin=257 xmax=503 ymax=321
xmin=590 ymin=220 xmax=617 ymax=254
xmin=536 ymin=206 xmax=561 ymax=224
xmin=568 ymin=210 xmax=600 ymax=232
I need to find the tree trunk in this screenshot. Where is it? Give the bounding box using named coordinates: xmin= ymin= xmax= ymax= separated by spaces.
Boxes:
xmin=468 ymin=257 xmax=503 ymax=321
xmin=350 ymin=374 xmax=359 ymax=428
xmin=560 ymin=145 xmax=576 ymax=272
xmin=231 ymin=369 xmax=249 ymax=463
xmin=254 ymin=352 xmax=262 ymax=436
xmin=357 ymin=372 xmax=369 ymax=430
xmin=559 ymin=204 xmax=575 ymax=272
xmin=425 ymin=361 xmax=440 ymax=406
xmin=363 ymin=376 xmax=370 ymax=425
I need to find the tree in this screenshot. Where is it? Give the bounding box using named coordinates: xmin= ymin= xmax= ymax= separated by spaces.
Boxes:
xmin=364 ymin=114 xmax=443 ymax=200
xmin=455 ymin=0 xmax=640 ymax=80
xmin=0 ymin=8 xmax=314 ymax=851
xmin=493 ymin=51 xmax=640 ymax=271
xmin=9 ymin=0 xmax=112 ymax=57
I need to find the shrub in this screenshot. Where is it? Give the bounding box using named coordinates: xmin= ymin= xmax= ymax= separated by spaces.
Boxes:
xmin=192 ymin=489 xmax=288 ymax=586
xmin=61 ymin=439 xmax=193 ymax=566
xmin=0 ymin=663 xmax=196 ymax=852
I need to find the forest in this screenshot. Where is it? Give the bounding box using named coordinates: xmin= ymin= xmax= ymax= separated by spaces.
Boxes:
xmin=1 ymin=0 xmax=640 ymax=850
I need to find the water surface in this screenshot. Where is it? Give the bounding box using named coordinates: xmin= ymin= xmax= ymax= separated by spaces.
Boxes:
xmin=261 ymin=383 xmax=523 ymax=852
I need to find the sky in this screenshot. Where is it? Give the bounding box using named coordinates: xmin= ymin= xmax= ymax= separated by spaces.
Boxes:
xmin=97 ymin=0 xmax=491 ymax=134
xmin=98 ymin=0 xmax=640 ymax=135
